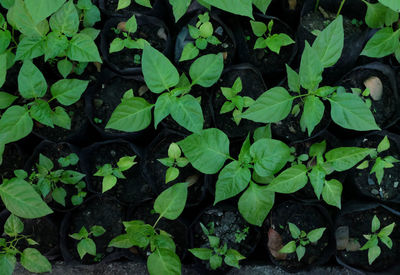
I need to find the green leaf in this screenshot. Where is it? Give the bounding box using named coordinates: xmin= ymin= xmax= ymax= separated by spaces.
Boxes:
xmin=106 ymin=97 xmax=153 ymax=132
xmin=49 ymin=0 xmax=78 ymax=36
xmin=361 ymin=27 xmax=400 ymax=58
xmin=250 ymin=20 xmax=266 ymax=37
xmin=165 ymin=167 xmax=179 ymax=183
xmin=379 ymin=222 xmax=395 ymax=237
xmin=377 ymin=136 xmax=390 ymax=153
xmin=0 ymin=53 xmax=6 ymax=88
xmin=0 ymin=254 xmax=16 ymax=275
xmin=30 ymin=99 xmax=54 ymax=127
xmin=117 ymin=0 xmax=130 ymax=10
xmin=308 ymin=166 xmax=326 ymax=199
xmin=279 ymin=240 xmax=296 ymax=253
xmin=368 ymin=245 xmax=381 ymax=265
xmin=372 ymin=215 xmax=381 ymax=232
xmin=57 ymin=58 xmax=73 ymax=78
xmin=15 ymin=36 xmax=45 ymax=61
xmin=238 ymin=182 xmax=274 ymax=226
xmin=152 ymin=234 xmax=176 ymax=252
xmin=210 ymin=254 xmax=223 ymax=270
xmin=312 ymin=15 xmax=344 ymax=68
xmin=189 ymin=248 xmax=212 ymax=260
xmin=169 ymin=0 xmax=191 ymax=22
xmin=288 ymin=223 xmax=301 ymax=239
xmin=379 ymin=0 xmax=400 ymax=12
xmin=50 ymin=79 xmax=89 ymax=106
xmin=307 ymin=227 xmax=326 ymax=242
xmin=0 ymin=92 xmax=17 ymax=109
xmin=4 ymin=214 xmax=24 ymax=237
xmin=201 ymin=0 xmax=253 ymax=18
xmin=178 ymin=128 xmax=229 ymax=174
xmin=329 ymin=92 xmax=380 ymax=131
xmin=322 ymin=179 xmax=342 ymax=208
xmin=18 ymin=61 xmax=47 ymax=99
xmin=286 ymin=65 xmax=300 ymax=93
xmin=109 ymin=38 xmax=124 ymax=53
xmin=142 ymin=45 xmax=179 ymax=93
xmin=77 ymin=238 xmax=96 ymax=259
xmin=214 ymin=161 xmax=251 ymax=204
xmin=126 ymin=14 xmax=137 ymax=33
xmin=267 ymin=164 xmax=308 ymax=193
xmin=299 ymin=41 xmax=323 ymax=91
xmin=296 ymin=245 xmax=305 ymax=261
xmin=170 ymin=95 xmax=204 ymax=133
xmin=52 ymin=187 xmax=67 ymax=206
xmin=225 ymin=249 xmax=245 ymax=268
xmin=0 ymin=106 xmax=33 ymax=144
xmin=82 ymin=4 xmax=100 ymax=28
xmin=300 ymin=95 xmax=325 ymax=136
xmin=250 ymin=138 xmax=291 ymax=177
xmin=154 ymin=93 xmax=171 ymax=128
xmin=102 ymin=174 xmax=117 ymax=193
xmin=0 ymin=0 xmax=15 ymax=9
xmin=52 ymin=106 xmax=71 ymax=129
xmin=154 ymin=182 xmax=188 ymax=220
xmin=242 ymin=87 xmax=293 ymax=123
xmin=252 ymin=0 xmax=272 ymax=14
xmin=108 ymin=234 xmax=134 ymax=248
xmin=91 ymin=225 xmax=106 ymax=237
xmin=20 ymin=248 xmax=51 ymax=273
xmin=67 ymin=33 xmax=102 ymax=62
xmin=265 ymin=33 xmax=294 ymax=54
xmin=147 ymin=249 xmax=181 ymax=275
xmin=325 ymin=147 xmax=373 ymax=172
xmin=363 ymin=1 xmax=399 ymax=28
xmin=189 ymin=53 xmax=223 ymax=87
xmin=179 ymin=42 xmax=199 ymax=62
xmin=25 ymin=0 xmax=65 ymax=24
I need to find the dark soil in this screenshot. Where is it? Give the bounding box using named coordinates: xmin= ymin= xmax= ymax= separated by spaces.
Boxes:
xmin=143 ymin=133 xmax=206 ymax=207
xmin=105 ymin=20 xmax=168 ymax=70
xmin=103 ymin=0 xmax=153 ymax=16
xmin=265 ymin=201 xmax=332 ymax=272
xmin=65 ymin=197 xmax=125 ymax=264
xmin=336 ymin=206 xmax=400 ymax=272
xmin=84 ymin=141 xmax=153 ymax=205
xmin=0 ymin=144 xmax=26 ymax=179
xmin=211 ymin=67 xmax=266 ymax=138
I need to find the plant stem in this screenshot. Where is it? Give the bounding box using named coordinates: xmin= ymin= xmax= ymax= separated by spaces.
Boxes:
xmin=153 ymin=215 xmax=162 ymax=228
xmin=314 ymin=0 xmax=320 ymax=12
xmin=336 ymin=0 xmax=346 ymax=17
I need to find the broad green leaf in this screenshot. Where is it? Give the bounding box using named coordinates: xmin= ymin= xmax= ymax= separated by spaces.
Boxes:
xmin=0 ymin=106 xmax=33 ymax=144
xmin=142 ymin=45 xmax=179 ymax=93
xmin=125 ymin=14 xmax=137 ymax=33
xmin=308 ymin=166 xmax=326 ymax=199
xmin=299 ymin=41 xmax=323 ymax=91
xmin=15 ymin=36 xmax=44 ymax=61
xmin=201 ymin=0 xmax=253 ymax=18
xmin=50 ymin=79 xmax=89 ymax=106
xmin=0 ymin=178 xmax=53 ymax=218
xmin=102 ymin=174 xmax=117 ymax=193
xmin=147 ymin=249 xmax=181 ymax=275
xmin=108 ymin=234 xmax=134 ymax=248
xmin=238 ymin=182 xmax=274 ymax=226
xmin=0 ymin=30 xmax=11 ymax=55
xmin=57 ymin=58 xmax=73 ymax=78
xmin=312 ymin=15 xmax=344 ymax=68
xmin=52 ymin=187 xmax=67 ymax=206
xmin=363 ymin=1 xmax=399 ymax=28
xmin=178 ymin=128 xmax=229 ymax=174
xmin=169 ymin=0 xmax=191 ymax=22
xmin=265 ymin=33 xmax=294 ymax=54
xmin=77 ymin=238 xmax=96 ymax=259
xmin=286 ymin=65 xmax=300 ymax=93
xmin=165 ymin=167 xmax=179 ymax=183
xmin=329 ymin=92 xmax=380 ymax=131
xmin=300 ymin=95 xmax=325 ymax=136
xmin=224 ymin=249 xmax=245 ymax=268
xmin=288 ymin=223 xmax=300 ymax=238
xmin=361 ymin=27 xmax=400 ymax=58
xmin=52 ymin=106 xmax=71 ymax=129
xmin=30 ymin=99 xmax=54 ymax=127
xmin=179 ymin=42 xmax=199 ymax=62
xmin=4 ymin=214 xmax=24 ymax=237
xmin=154 ymin=93 xmax=171 ymax=128
xmin=252 ymin=0 xmax=272 ymax=14
xmin=154 ymin=182 xmax=188 ymax=220
xmin=279 ymin=240 xmax=296 ymax=253
xmin=67 ymin=33 xmax=102 ymax=62
xmin=368 ymin=245 xmax=381 ymax=265
xmin=242 ymin=87 xmax=293 ymax=123
xmin=45 ymin=32 xmax=69 ymax=61
xmin=214 ymin=161 xmax=251 ymax=204
xmin=49 ymin=0 xmax=79 ymax=36
xmin=296 ymin=245 xmax=306 ymax=261
xmin=322 ymin=179 xmax=342 ymax=208
xmin=18 ymin=61 xmax=47 ymax=99
xmin=170 ymin=95 xmax=204 ymax=133
xmin=25 ymin=0 xmax=65 ymax=24
xmin=250 ymin=20 xmax=266 ymax=37
xmin=136 ymin=0 xmax=152 ymax=8
xmin=106 ymin=97 xmax=153 ymax=132
xmin=0 ymin=92 xmax=17 ymax=109
xmin=307 ymin=227 xmax=326 ymax=242
xmin=82 ymin=4 xmax=100 ymax=27
xmin=109 ymin=38 xmax=124 ymax=53
xmin=21 ymin=248 xmax=51 ymax=273
xmin=189 ymin=248 xmax=212 ymax=260
xmin=379 ymin=0 xmax=400 ymax=11
xmin=0 ymin=0 xmax=15 ymax=9
xmin=0 ymin=254 xmax=16 ymax=275
xmin=250 ymin=138 xmax=291 ymax=177
xmin=267 ymin=164 xmax=308 ymax=193
xmin=189 ymin=53 xmax=223 ymax=87
xmin=325 ymin=147 xmax=373 ymax=172
xmin=117 ymin=0 xmax=130 ymax=10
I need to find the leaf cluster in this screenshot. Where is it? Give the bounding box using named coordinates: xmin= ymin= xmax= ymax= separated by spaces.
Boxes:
xmin=70 ymin=225 xmax=106 ymax=260
xmin=158 ymin=143 xmax=189 ymax=184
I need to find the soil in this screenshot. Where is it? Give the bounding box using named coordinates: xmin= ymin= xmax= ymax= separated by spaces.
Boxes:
xmin=177 ymin=17 xmax=235 ymax=72
xmin=84 ymin=141 xmax=154 ymax=205
xmin=339 ymin=69 xmax=397 ymax=128
xmin=104 ymin=19 xmax=168 ymax=70
xmin=0 ymin=143 xmax=26 ymax=179
xmin=350 ymin=134 xmax=400 ymax=202
xmin=192 ymin=204 xmax=260 ymax=270
xmin=143 ymin=133 xmax=206 ymax=207
xmin=336 ymin=205 xmax=400 ymax=272
xmin=103 ymin=0 xmax=153 ymax=16
xmin=211 ymin=66 xmax=266 ymax=138
xmin=265 ymin=201 xmax=332 ymax=272
xmin=65 ymin=197 xmax=125 ymax=264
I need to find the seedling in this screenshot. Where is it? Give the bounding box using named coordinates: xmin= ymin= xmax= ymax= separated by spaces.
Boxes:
xmin=70 ymin=225 xmax=106 ymax=260
xmin=360 ymin=215 xmax=395 ymax=265
xmin=250 ymin=20 xmax=294 ymax=54
xmin=158 ymin=143 xmax=189 ymax=183
xmin=0 ymin=215 xmax=51 ymax=274
xmin=94 ymin=155 xmax=137 ymax=193
xmin=235 ymin=226 xmax=249 ymax=244
xmin=189 ymin=222 xmax=245 ymax=270
xmin=25 ymin=153 xmax=87 ymax=207
xmin=279 ymin=222 xmax=326 ymax=261
xmin=109 ymin=15 xmax=149 ymax=54
xmin=357 ymin=136 xmax=400 ymax=185
xmin=180 ymin=12 xmax=222 ymax=62
xmin=219 ymin=77 xmax=254 ymax=125
xmin=117 ymin=0 xmax=152 ymax=10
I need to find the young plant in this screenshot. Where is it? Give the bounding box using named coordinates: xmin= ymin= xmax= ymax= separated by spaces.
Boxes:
xmin=179 ymin=12 xmax=221 ymax=62
xmin=158 ymin=143 xmax=189 ymax=183
xmin=108 ymin=182 xmax=189 ymax=275
xmin=235 ymin=226 xmax=249 ymax=243
xmin=279 ymin=222 xmax=326 ymax=261
xmin=26 ymin=153 xmax=86 ymax=207
xmin=94 ymin=155 xmax=137 ymax=193
xmin=117 ymin=0 xmax=152 ymax=10
xmin=361 ymin=0 xmax=400 ymax=63
xmin=0 ymin=214 xmax=52 ymax=274
xmin=359 ymin=215 xmax=395 ymax=265
xmin=106 ymin=45 xmax=223 ymax=134
xmin=241 ymin=15 xmax=380 ymax=136
xmin=357 ymin=136 xmax=400 ymax=185
xmin=109 ymin=15 xmax=148 ymax=58
xmin=314 ymin=0 xmax=347 ymax=17
xmin=70 ymin=225 xmax=106 ymax=260
xmin=250 ymin=19 xmax=294 ymax=54
xmin=189 ymin=222 xmax=246 ymax=270
xmin=219 ymin=77 xmax=254 ymax=125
